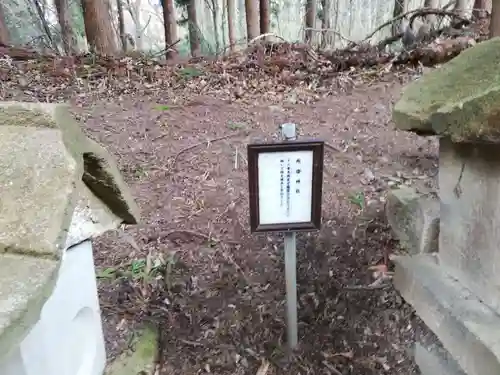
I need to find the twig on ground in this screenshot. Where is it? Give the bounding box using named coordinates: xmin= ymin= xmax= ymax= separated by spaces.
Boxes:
xmin=256 ymin=360 xmax=270 ymax=375
xmin=234 ymin=146 xmax=239 ymax=169
xmin=221 ymin=248 xmax=251 ymax=285
xmin=179 ymin=339 xmax=203 ymax=347
xmin=322 ymin=360 xmax=343 ymax=375
xmin=147 ymin=229 xmax=211 ymax=243
xmin=171 ymin=133 xmax=241 ymax=169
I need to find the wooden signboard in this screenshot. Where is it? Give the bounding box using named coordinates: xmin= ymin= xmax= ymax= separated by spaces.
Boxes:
xmin=247 ymin=140 xmax=324 ymax=233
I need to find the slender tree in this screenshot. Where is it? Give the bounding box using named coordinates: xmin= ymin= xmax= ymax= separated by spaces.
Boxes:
xmin=245 ymin=0 xmax=259 ymax=40
xmin=162 ymin=0 xmax=178 ymax=58
xmin=259 ymin=0 xmax=269 ymax=34
xmin=391 ymin=0 xmax=405 ymax=37
xmin=116 ymin=0 xmax=127 ymax=51
xmin=490 ymin=0 xmax=500 ymax=37
xmin=187 ymin=0 xmax=201 ymax=56
xmin=81 ymin=0 xmax=118 ymax=55
xmin=55 ymin=0 xmax=78 ymax=54
xmin=206 ymin=0 xmax=220 ymax=53
xmin=304 ymin=0 xmax=316 ymax=43
xmin=227 ymin=0 xmax=236 ymax=51
xmin=453 ymin=0 xmax=467 ymax=17
xmin=423 ymin=0 xmax=438 ymax=28
xmin=473 ymin=0 xmax=490 ymax=19
xmin=321 ymin=0 xmax=332 ymax=47
xmin=0 ymin=2 xmax=10 ymax=46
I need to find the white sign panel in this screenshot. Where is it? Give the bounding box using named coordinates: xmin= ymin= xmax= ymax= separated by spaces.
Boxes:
xmin=258 ymin=150 xmax=314 ymax=225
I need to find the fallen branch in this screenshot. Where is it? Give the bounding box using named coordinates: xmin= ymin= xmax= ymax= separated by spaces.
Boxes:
xmin=171 ymin=133 xmax=241 ymax=169
xmin=362 ymin=7 xmax=470 ymax=43
xmin=248 ymin=33 xmax=287 ymax=45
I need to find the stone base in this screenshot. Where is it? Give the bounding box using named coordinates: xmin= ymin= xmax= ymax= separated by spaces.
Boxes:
xmin=0 ymin=240 xmax=106 ymax=375
xmin=393 ymin=254 xmax=500 ymax=375
xmin=385 ymin=186 xmax=439 ymax=255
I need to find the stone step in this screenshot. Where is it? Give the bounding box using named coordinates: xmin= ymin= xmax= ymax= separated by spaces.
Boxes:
xmin=393 ymin=254 xmax=500 ymax=375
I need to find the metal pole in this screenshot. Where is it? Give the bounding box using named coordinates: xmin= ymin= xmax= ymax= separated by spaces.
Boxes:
xmin=281 ymin=123 xmax=298 ymax=349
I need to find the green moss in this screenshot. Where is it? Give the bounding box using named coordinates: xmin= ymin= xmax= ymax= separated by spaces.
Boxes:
xmin=393 ymin=37 xmax=500 ymax=142
xmin=105 ymin=326 xmax=158 ymax=375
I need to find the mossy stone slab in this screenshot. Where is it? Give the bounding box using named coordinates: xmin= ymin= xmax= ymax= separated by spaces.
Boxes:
xmin=393 ymin=37 xmax=500 ymax=142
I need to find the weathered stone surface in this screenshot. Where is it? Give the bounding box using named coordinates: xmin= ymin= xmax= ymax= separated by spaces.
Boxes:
xmin=393 ymin=254 xmax=500 ymax=375
xmin=0 ymin=254 xmax=59 ymax=362
xmin=0 ymin=102 xmax=140 ymax=224
xmin=438 ymin=137 xmax=500 ymax=315
xmin=0 ymin=101 xmax=140 ymax=365
xmin=0 ymin=126 xmax=79 ymax=258
xmin=386 ymin=186 xmax=439 ymax=255
xmin=82 ymin=138 xmax=139 ymax=224
xmin=415 ymin=341 xmax=466 ymax=375
xmin=64 ymin=179 xmax=123 ymax=249
xmin=392 ymin=37 xmax=500 ymax=142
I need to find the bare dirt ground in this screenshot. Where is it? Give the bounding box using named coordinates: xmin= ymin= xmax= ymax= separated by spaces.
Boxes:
xmin=0 ymin=42 xmax=441 ymax=374
xmin=77 ymin=78 xmax=437 ymax=375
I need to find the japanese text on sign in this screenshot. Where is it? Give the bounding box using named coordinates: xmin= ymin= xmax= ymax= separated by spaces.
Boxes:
xmin=258 ymin=150 xmax=314 ymax=225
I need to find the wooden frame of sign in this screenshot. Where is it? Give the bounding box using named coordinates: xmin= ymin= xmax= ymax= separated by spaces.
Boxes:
xmin=247 ymin=140 xmax=324 ymax=233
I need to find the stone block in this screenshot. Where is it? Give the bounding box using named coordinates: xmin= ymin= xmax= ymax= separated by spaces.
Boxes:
xmin=393 ymin=254 xmax=500 ymax=375
xmin=385 ymin=186 xmax=439 ymax=255
xmin=392 ymin=37 xmax=500 ymax=142
xmin=0 ymin=254 xmax=59 ymax=361
xmin=0 ymin=125 xmax=79 ymax=258
xmin=65 ymin=179 xmax=123 ymax=250
xmin=438 ymin=137 xmax=500 ymax=315
xmin=415 ymin=341 xmax=466 ymax=375
xmin=0 ymin=102 xmax=140 ymax=224
xmin=0 ymin=102 xmax=140 ymax=365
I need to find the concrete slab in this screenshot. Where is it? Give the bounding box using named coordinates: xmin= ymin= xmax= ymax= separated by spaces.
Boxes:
xmin=393 ymin=254 xmax=500 ymax=375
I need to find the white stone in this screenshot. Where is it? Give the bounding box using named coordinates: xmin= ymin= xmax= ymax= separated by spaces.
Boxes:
xmin=0 ymin=240 xmax=106 ymax=375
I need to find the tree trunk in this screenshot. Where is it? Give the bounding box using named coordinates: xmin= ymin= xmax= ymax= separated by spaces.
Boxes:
xmin=490 ymin=0 xmax=500 ymax=37
xmin=321 ymin=0 xmax=332 ymax=48
xmin=0 ymin=2 xmax=11 ymax=45
xmin=473 ymin=0 xmax=491 ymax=19
xmin=126 ymin=0 xmax=144 ymax=51
xmin=259 ymin=0 xmax=269 ymax=34
xmin=116 ymin=0 xmax=126 ymax=51
xmin=162 ymin=0 xmax=178 ymax=58
xmin=187 ymin=0 xmax=201 ymax=56
xmin=392 ymin=0 xmax=405 ymax=36
xmin=304 ymin=0 xmax=316 ymax=44
xmin=81 ymin=0 xmax=118 ymax=55
xmin=245 ymin=0 xmax=259 ymax=41
xmin=453 ymin=0 xmax=468 ymax=17
xmin=55 ymin=0 xmax=78 ymax=54
xmin=227 ymin=0 xmax=236 ymax=51
xmin=423 ymin=0 xmax=438 ymax=27
xmin=33 ymin=0 xmax=58 ymax=51
xmin=210 ymin=0 xmax=221 ymax=53
xmin=221 ymin=1 xmax=227 ymax=48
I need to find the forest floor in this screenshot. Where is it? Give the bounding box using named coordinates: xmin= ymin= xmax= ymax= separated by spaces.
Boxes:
xmin=1 ymin=44 xmax=440 ymax=375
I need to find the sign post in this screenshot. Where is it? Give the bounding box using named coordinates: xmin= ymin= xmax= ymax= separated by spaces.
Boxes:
xmin=282 ymin=123 xmax=299 ymax=348
xmin=247 ymin=123 xmax=324 ymax=350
